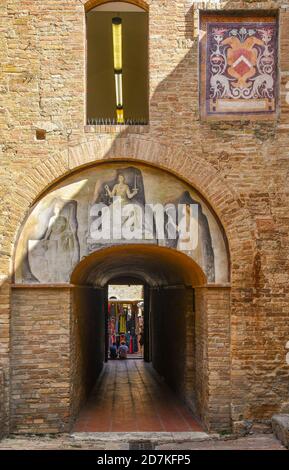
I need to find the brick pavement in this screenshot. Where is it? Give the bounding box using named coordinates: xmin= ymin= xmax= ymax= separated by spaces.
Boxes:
xmin=73 ymin=359 xmax=202 ymax=433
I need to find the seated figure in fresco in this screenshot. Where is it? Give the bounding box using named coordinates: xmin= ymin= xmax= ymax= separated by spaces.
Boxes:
xmin=28 ymin=200 xmax=80 ymax=283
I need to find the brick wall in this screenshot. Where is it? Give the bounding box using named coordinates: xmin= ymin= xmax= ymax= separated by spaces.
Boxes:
xmin=0 ymin=368 xmax=4 ymax=438
xmin=11 ymin=286 xmax=106 ymax=432
xmin=206 ymin=287 xmax=231 ymax=431
xmin=194 ymin=287 xmax=231 ymax=432
xmin=11 ymin=287 xmax=72 ymax=433
xmin=194 ymin=287 xmax=208 ymax=425
xmin=108 ymin=285 xmax=143 ymax=301
xmin=0 ymin=281 xmax=10 ymax=435
xmin=70 ymin=287 xmax=105 ymax=423
xmin=151 ymin=285 xmax=231 ymax=432
xmin=150 ymin=287 xmax=195 ymax=408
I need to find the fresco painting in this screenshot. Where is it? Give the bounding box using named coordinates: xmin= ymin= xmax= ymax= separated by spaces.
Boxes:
xmin=15 ymin=163 xmax=229 ymax=284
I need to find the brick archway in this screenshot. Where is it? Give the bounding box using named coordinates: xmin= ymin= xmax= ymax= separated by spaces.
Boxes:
xmin=82 ymin=0 xmax=149 ymax=13
xmin=8 ymin=138 xmax=254 ymax=285
xmin=4 ymin=138 xmax=254 ymax=434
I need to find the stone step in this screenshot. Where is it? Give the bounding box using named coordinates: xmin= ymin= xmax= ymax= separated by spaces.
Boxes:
xmin=71 ymin=431 xmax=211 ymax=445
xmin=272 ymin=415 xmax=289 ymax=449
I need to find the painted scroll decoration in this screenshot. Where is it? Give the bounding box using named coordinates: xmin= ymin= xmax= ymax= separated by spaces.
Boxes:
xmin=203 ymin=19 xmax=277 ymax=117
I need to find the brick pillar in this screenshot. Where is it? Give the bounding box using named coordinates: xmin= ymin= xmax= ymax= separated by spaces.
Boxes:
xmin=0 ymin=280 xmax=11 ymax=436
xmin=11 ymin=286 xmax=72 ymax=433
xmin=150 ymin=286 xmax=195 ymax=407
xmin=0 ymin=368 xmax=4 ymax=438
xmin=184 ymin=288 xmax=195 ymax=411
xmin=70 ymin=286 xmax=105 ymax=423
xmin=195 ymin=286 xmax=231 ymax=432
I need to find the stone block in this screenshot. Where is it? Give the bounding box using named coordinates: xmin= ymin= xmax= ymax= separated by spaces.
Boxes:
xmin=272 ymin=414 xmax=289 ymax=449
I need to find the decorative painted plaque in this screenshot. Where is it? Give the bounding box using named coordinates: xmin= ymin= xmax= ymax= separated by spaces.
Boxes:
xmin=200 ymin=14 xmax=278 ymax=120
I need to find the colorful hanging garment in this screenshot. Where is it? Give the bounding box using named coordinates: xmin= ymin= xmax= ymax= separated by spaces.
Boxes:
xmin=119 ymin=314 xmax=127 ymax=333
xmin=133 ymin=335 xmax=138 ymax=353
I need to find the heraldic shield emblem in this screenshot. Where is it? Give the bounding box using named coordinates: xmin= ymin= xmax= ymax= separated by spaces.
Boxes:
xmin=200 ymin=13 xmax=278 ymax=120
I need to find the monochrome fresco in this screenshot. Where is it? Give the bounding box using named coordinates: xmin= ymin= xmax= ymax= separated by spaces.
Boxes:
xmin=15 ymin=163 xmax=229 ymax=284
xmin=200 ymin=14 xmax=278 ymax=119
xmin=88 ymin=167 xmax=156 ymax=248
xmin=165 ymin=191 xmax=215 ymax=282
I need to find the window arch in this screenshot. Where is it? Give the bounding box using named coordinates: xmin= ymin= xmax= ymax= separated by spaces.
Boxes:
xmin=85 ymin=0 xmax=149 ymax=13
xmin=86 ymin=1 xmax=149 ymax=125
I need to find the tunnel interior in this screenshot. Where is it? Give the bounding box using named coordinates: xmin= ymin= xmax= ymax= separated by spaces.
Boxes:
xmin=70 ymin=244 xmax=206 ymax=426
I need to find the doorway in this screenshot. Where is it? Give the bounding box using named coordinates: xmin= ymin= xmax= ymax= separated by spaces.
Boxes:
xmin=71 ymin=244 xmax=208 ymax=432
xmin=107 ymin=283 xmax=145 ymax=360
xmin=72 ymin=278 xmax=203 ymax=433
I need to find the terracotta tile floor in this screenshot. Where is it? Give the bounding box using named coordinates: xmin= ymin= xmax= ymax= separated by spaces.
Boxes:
xmin=73 ymin=359 xmax=203 ymax=433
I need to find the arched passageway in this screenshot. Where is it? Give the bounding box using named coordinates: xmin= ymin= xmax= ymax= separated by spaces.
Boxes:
xmin=70 ymin=244 xmax=206 ymax=432
xmin=11 ymin=161 xmax=231 ymax=433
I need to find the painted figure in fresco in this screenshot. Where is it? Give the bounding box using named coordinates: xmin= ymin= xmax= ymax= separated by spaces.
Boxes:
xmin=176 ymin=203 xmax=199 ymax=253
xmin=104 ymin=174 xmax=138 ymax=205
xmin=105 ymin=173 xmax=141 ymax=239
xmin=44 ymin=202 xmax=79 ymax=279
xmin=28 ymin=200 xmax=80 ymax=283
xmin=165 ymin=202 xmax=199 ymax=254
xmin=89 ymin=168 xmax=155 ymax=243
xmin=165 ymin=192 xmax=215 ymax=283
